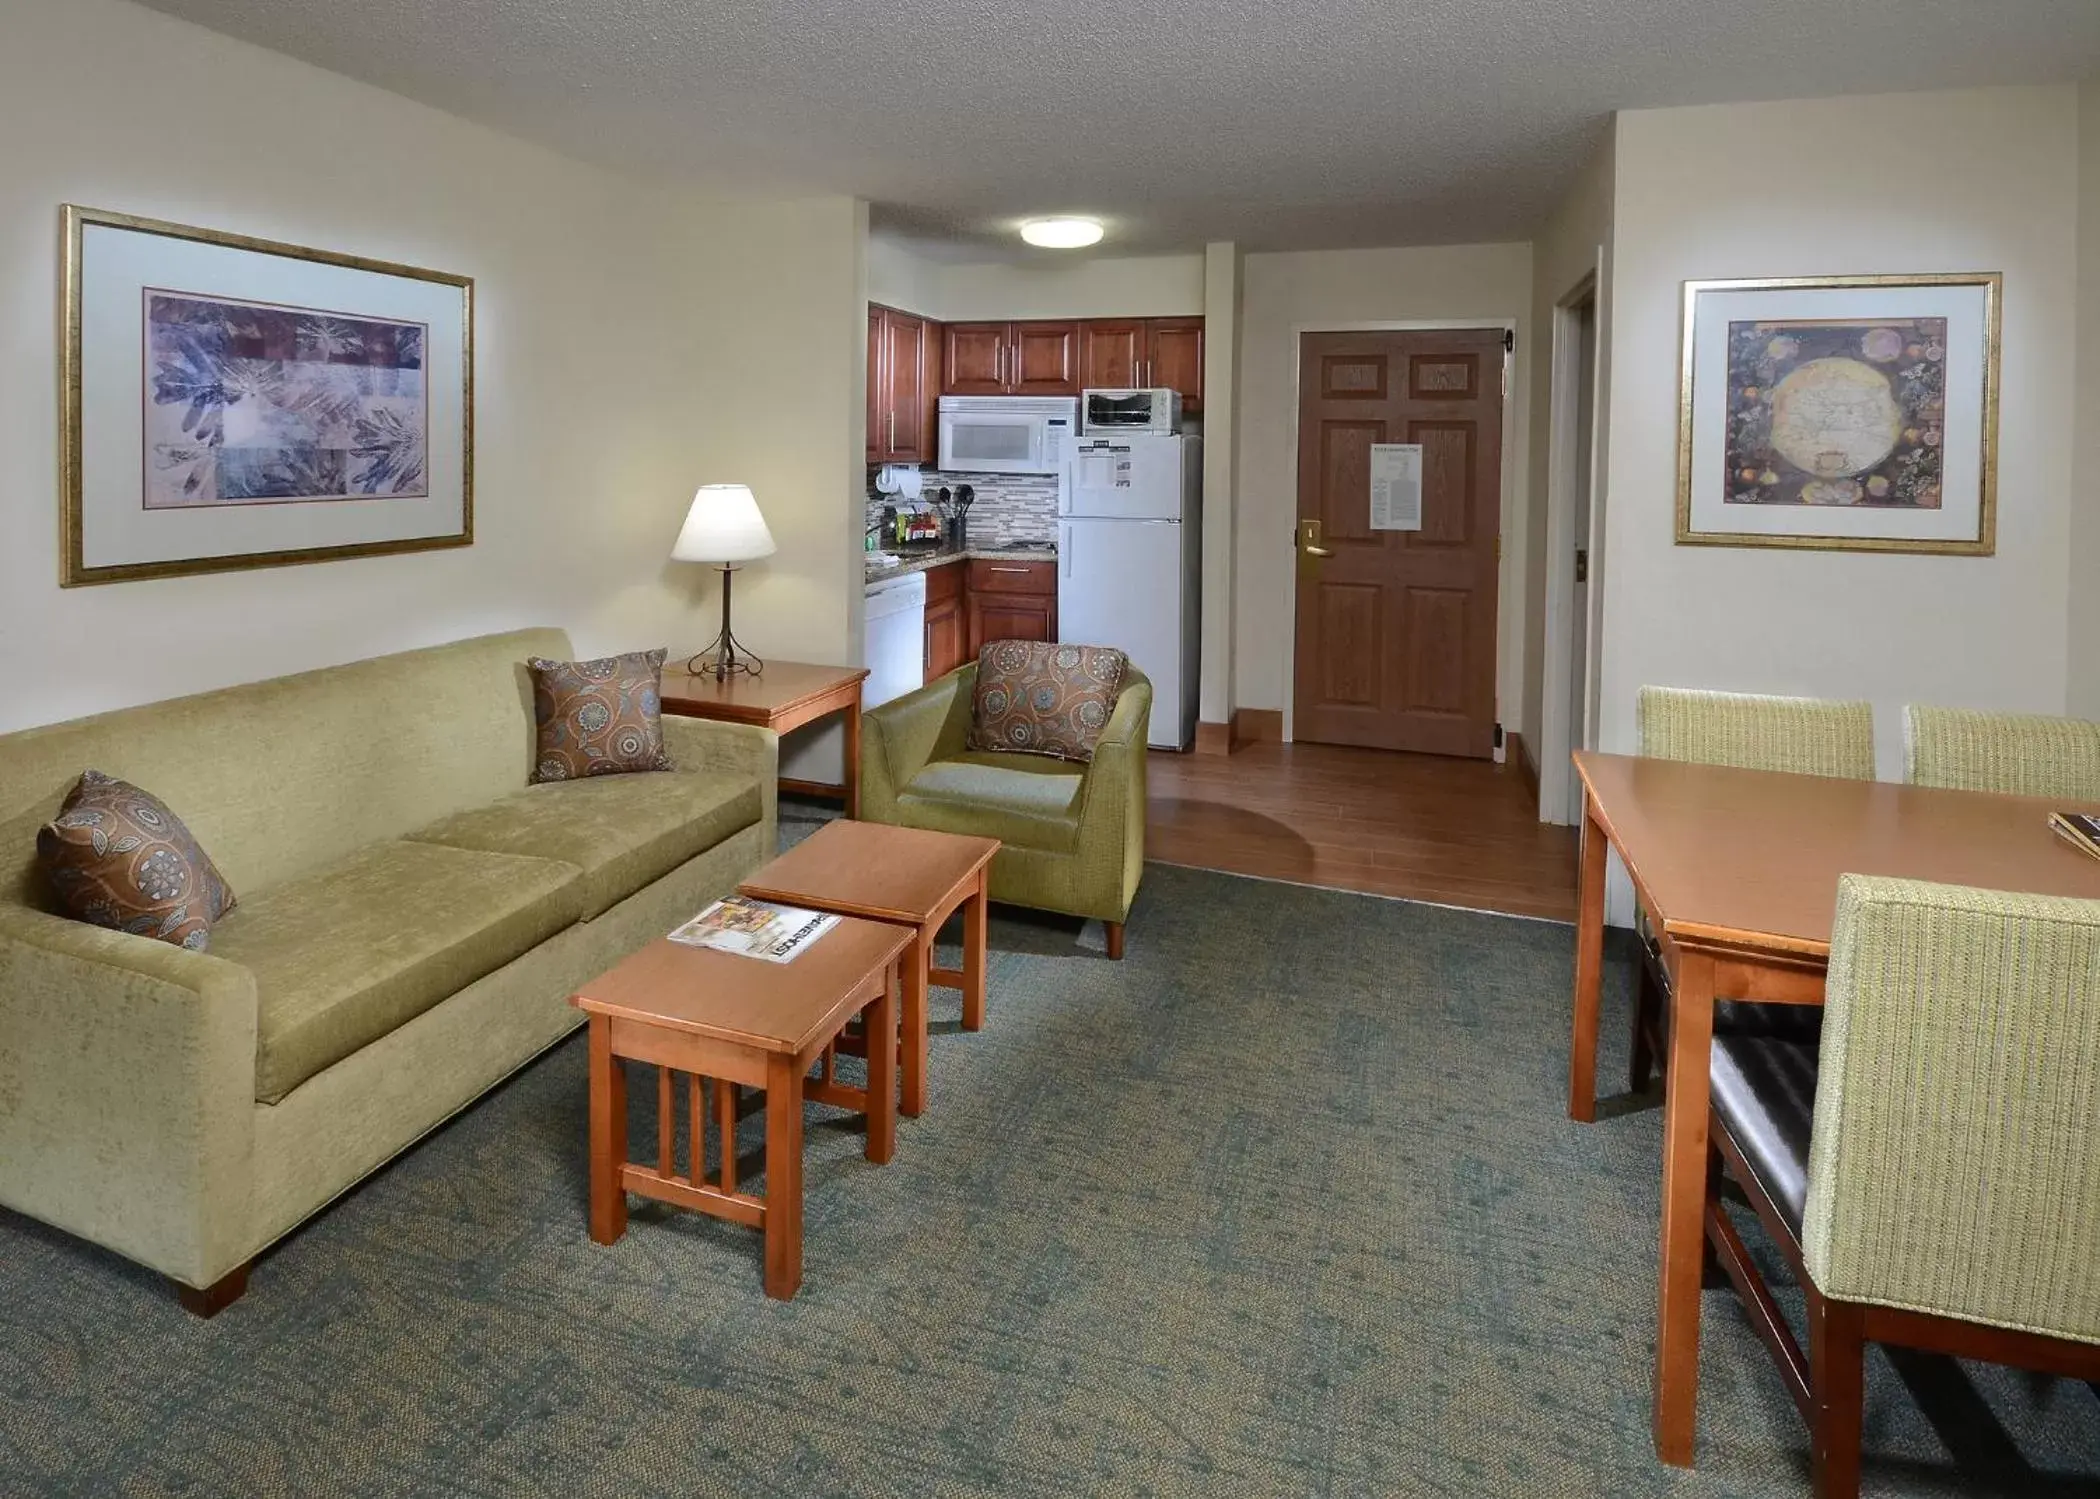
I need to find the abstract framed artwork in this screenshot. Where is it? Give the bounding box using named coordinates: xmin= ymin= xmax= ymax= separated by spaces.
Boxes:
xmin=1675 ymin=272 xmax=2000 ymax=555
xmin=61 ymin=205 xmax=473 ymax=586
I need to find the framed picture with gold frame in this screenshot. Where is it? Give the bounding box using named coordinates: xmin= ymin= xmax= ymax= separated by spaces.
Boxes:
xmin=61 ymin=205 xmax=473 ymax=586
xmin=1675 ymin=272 xmax=1999 ymax=555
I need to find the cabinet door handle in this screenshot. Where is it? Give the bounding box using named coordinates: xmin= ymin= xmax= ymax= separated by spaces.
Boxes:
xmin=986 ymin=565 xmax=1030 ymax=573
xmin=888 ymin=411 xmax=896 ymax=452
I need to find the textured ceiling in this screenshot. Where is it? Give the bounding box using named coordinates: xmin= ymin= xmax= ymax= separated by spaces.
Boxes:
xmin=135 ymin=0 xmax=2100 ymax=258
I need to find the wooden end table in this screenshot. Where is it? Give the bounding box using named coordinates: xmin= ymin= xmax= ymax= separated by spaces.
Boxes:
xmin=570 ymin=915 xmax=911 ymax=1300
xmin=738 ymin=820 xmax=999 ymax=1119
xmin=658 ymin=661 xmax=869 ymax=818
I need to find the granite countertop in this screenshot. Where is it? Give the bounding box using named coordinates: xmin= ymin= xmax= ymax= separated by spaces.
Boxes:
xmin=865 ymin=544 xmax=1056 ymax=584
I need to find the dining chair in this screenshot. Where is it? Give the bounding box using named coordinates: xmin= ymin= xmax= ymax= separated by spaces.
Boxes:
xmin=1626 ymin=688 xmax=1876 ymax=1093
xmin=1703 ymin=874 xmax=2100 ymax=1498
xmin=1903 ymin=704 xmax=2100 ymax=800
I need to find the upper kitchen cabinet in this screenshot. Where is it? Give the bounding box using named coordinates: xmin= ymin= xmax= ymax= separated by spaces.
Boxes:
xmin=867 ymin=303 xmax=938 ymax=464
xmin=1079 ymin=317 xmax=1204 ymax=414
xmin=941 ymin=321 xmax=1080 ymax=398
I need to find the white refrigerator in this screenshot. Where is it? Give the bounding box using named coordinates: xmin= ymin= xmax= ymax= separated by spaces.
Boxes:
xmin=1058 ymin=433 xmax=1202 ymax=750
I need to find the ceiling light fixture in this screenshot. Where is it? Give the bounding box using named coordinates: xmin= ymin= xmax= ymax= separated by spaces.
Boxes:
xmin=1019 ymin=217 xmax=1104 ymax=249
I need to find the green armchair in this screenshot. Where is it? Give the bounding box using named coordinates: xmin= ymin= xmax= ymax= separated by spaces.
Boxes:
xmin=859 ymin=663 xmax=1150 ymax=957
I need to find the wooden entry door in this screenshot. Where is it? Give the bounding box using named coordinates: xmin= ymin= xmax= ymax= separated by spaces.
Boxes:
xmin=1292 ymin=329 xmax=1504 ymax=757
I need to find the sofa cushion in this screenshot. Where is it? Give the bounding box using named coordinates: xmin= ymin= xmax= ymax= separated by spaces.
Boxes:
xmin=208 ymin=841 xmax=585 ymax=1103
xmin=966 ymin=641 xmax=1128 ymax=763
xmin=405 ymin=771 xmax=760 ymax=920
xmin=898 ymin=752 xmax=1085 ymax=853
xmin=528 ymin=649 xmax=674 ymax=783
xmin=36 ymin=771 xmax=236 ymax=950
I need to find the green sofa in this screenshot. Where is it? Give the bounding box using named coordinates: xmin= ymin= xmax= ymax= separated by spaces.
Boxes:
xmin=0 ymin=628 xmax=774 ymax=1312
xmin=858 ymin=662 xmax=1149 ymax=957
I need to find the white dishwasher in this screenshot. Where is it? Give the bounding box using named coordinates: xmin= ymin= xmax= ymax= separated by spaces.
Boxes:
xmin=862 ymin=570 xmax=927 ymax=708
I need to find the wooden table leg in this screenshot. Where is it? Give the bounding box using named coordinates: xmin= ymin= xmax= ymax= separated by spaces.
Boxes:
xmin=864 ymin=964 xmax=898 ymax=1165
xmin=587 ymin=1015 xmax=628 ymax=1245
xmin=961 ymin=870 xmax=989 ymax=1033
xmin=1567 ymin=791 xmax=1609 ymax=1123
xmin=762 ymin=1051 xmax=805 ymax=1300
xmin=1653 ymin=945 xmax=1717 ymax=1466
xmin=899 ymin=928 xmax=931 ymax=1119
xmin=842 ymin=693 xmax=862 ymax=820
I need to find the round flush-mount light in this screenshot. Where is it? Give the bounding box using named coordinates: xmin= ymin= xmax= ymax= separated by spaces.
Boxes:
xmin=1019 ymin=217 xmax=1105 ymax=249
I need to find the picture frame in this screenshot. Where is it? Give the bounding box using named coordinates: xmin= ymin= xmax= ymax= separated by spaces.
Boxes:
xmin=1675 ymin=272 xmax=2000 ymax=555
xmin=60 ymin=205 xmax=474 ymax=586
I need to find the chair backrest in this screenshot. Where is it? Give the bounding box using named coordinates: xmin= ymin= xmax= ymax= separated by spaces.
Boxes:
xmin=1904 ymin=705 xmax=2100 ymax=800
xmin=0 ymin=628 xmax=570 ymax=904
xmin=1636 ymin=686 xmax=1875 ymax=779
xmin=1803 ymin=875 xmax=2100 ymax=1342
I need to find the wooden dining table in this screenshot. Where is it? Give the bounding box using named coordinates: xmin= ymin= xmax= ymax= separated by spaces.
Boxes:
xmin=1565 ymin=750 xmax=2100 ymax=1467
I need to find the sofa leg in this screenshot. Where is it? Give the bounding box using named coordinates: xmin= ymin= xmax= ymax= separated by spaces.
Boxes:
xmin=175 ymin=1262 xmax=249 ymax=1318
xmin=1105 ymin=921 xmax=1125 ymax=961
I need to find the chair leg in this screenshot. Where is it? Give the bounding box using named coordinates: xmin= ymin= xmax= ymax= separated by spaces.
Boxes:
xmin=1104 ymin=921 xmax=1125 ymax=961
xmin=1808 ymin=1289 xmax=1867 ymax=1499
xmin=175 ymin=1261 xmax=250 ymax=1318
xmin=1630 ymin=949 xmax=1663 ymax=1093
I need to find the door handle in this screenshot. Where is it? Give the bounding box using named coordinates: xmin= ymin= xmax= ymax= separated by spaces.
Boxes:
xmin=1296 ymin=519 xmax=1334 ymax=558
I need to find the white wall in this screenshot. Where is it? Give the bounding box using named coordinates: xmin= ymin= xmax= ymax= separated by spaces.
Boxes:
xmin=879 ymin=249 xmax=1206 ymax=323
xmin=1601 ymin=87 xmax=2080 ymax=776
xmin=1231 ymin=242 xmax=1537 ymax=732
xmin=2074 ymin=78 xmax=2100 ymax=719
xmin=0 ymin=0 xmax=863 ymax=738
xmin=1199 ymin=242 xmax=1241 ymax=724
xmin=1525 ymin=126 xmax=1616 ymax=816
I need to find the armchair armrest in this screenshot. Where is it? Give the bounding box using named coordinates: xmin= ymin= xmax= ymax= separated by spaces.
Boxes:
xmin=1070 ymin=670 xmax=1152 ymax=922
xmin=860 ymin=665 xmax=976 ymax=822
xmin=660 ymin=716 xmax=779 ymax=846
xmin=0 ymin=903 xmax=258 ymax=1287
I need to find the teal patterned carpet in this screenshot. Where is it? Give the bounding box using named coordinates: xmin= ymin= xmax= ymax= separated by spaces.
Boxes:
xmin=2 ymin=856 xmax=2096 ymax=1497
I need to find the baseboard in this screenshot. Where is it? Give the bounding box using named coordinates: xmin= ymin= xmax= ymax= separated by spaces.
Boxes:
xmin=1233 ymin=708 xmax=1283 ymax=744
xmin=1194 ymin=721 xmax=1233 ymax=756
xmin=1508 ymin=731 xmax=1540 ymax=799
xmin=779 ymin=777 xmax=849 ymax=803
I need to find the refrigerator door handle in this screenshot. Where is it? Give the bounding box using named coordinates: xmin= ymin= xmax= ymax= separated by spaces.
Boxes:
xmin=1061 ymin=524 xmax=1072 ymax=576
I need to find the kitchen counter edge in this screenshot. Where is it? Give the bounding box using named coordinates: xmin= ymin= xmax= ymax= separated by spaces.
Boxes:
xmin=865 ymin=547 xmax=1057 ymax=584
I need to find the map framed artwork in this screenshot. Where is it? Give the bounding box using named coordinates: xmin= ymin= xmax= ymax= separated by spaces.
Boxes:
xmin=61 ymin=205 xmax=473 ymax=586
xmin=1676 ymin=272 xmax=2000 ymax=555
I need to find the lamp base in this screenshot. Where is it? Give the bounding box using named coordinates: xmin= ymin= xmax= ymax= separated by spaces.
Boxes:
xmin=684 ymin=564 xmax=764 ymax=681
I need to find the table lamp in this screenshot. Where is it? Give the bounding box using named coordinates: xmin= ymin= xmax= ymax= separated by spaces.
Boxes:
xmin=673 ymin=483 xmax=776 ymax=678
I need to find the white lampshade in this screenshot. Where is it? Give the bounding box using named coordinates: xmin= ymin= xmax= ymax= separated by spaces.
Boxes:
xmin=672 ymin=484 xmax=776 ymax=563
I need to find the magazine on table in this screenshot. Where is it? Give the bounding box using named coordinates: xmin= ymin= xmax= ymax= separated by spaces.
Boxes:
xmin=2049 ymin=811 xmax=2100 ymax=863
xmin=669 ymin=897 xmax=839 ymax=963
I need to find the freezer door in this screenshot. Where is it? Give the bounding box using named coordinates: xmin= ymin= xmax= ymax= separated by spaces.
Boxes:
xmin=1058 ymin=517 xmax=1187 ymax=749
xmin=1061 ymin=434 xmax=1187 ymax=520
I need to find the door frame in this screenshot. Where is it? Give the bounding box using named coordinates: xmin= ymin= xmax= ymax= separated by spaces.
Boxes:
xmin=1283 ymin=318 xmax=1520 ymax=746
xmin=1537 ymin=260 xmax=1606 ymax=825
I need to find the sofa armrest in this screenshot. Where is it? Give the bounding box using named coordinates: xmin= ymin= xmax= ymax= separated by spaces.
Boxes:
xmin=661 ymin=716 xmax=779 ymax=848
xmin=860 ymin=665 xmax=976 ymax=822
xmin=0 ymin=903 xmax=258 ymax=1287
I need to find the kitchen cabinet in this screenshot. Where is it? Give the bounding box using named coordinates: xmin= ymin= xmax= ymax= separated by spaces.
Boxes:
xmin=867 ymin=303 xmax=938 ymax=464
xmin=922 ymin=560 xmax=968 ymax=678
xmin=1077 ymin=317 xmax=1204 ymax=413
xmin=965 ymin=558 xmax=1057 ymax=656
xmin=941 ymin=322 xmax=1080 ymax=398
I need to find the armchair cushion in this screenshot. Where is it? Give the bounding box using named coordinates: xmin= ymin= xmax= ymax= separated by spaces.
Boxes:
xmin=899 ymin=752 xmax=1085 ymax=853
xmin=966 ymin=641 xmax=1128 ymax=763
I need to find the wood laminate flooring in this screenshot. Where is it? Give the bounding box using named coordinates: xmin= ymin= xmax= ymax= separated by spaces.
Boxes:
xmin=1147 ymin=741 xmax=1579 ymax=921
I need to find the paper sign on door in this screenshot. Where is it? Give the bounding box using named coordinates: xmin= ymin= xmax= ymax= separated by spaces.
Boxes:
xmin=1370 ymin=444 xmax=1423 ymax=531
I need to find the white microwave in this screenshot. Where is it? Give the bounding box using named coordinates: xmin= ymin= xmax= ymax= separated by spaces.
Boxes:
xmin=937 ymin=396 xmax=1078 ymax=475
xmin=1082 ymin=388 xmax=1181 ymax=434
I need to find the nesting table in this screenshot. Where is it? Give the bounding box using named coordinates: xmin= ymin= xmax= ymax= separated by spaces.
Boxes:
xmin=570 ymin=915 xmax=911 ymax=1300
xmin=738 ymin=820 xmax=1000 ymax=1119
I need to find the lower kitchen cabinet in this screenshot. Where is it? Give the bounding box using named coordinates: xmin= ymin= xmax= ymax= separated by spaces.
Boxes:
xmin=965 ymin=558 xmax=1057 ymax=657
xmin=922 ymin=561 xmax=967 ymax=678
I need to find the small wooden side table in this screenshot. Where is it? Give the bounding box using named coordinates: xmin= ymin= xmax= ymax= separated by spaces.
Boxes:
xmin=738 ymin=820 xmax=999 ymax=1119
xmin=659 ymin=661 xmax=870 ymax=818
xmin=570 ymin=915 xmax=910 ymax=1300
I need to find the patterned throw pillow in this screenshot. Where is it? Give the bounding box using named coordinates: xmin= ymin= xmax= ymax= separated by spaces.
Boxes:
xmin=967 ymin=641 xmax=1129 ymax=763
xmin=527 ymin=649 xmax=675 ymax=783
xmin=36 ymin=770 xmax=236 ymax=951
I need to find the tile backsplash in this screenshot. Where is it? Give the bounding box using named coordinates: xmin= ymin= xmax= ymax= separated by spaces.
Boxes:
xmin=865 ymin=470 xmax=1058 ymax=549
